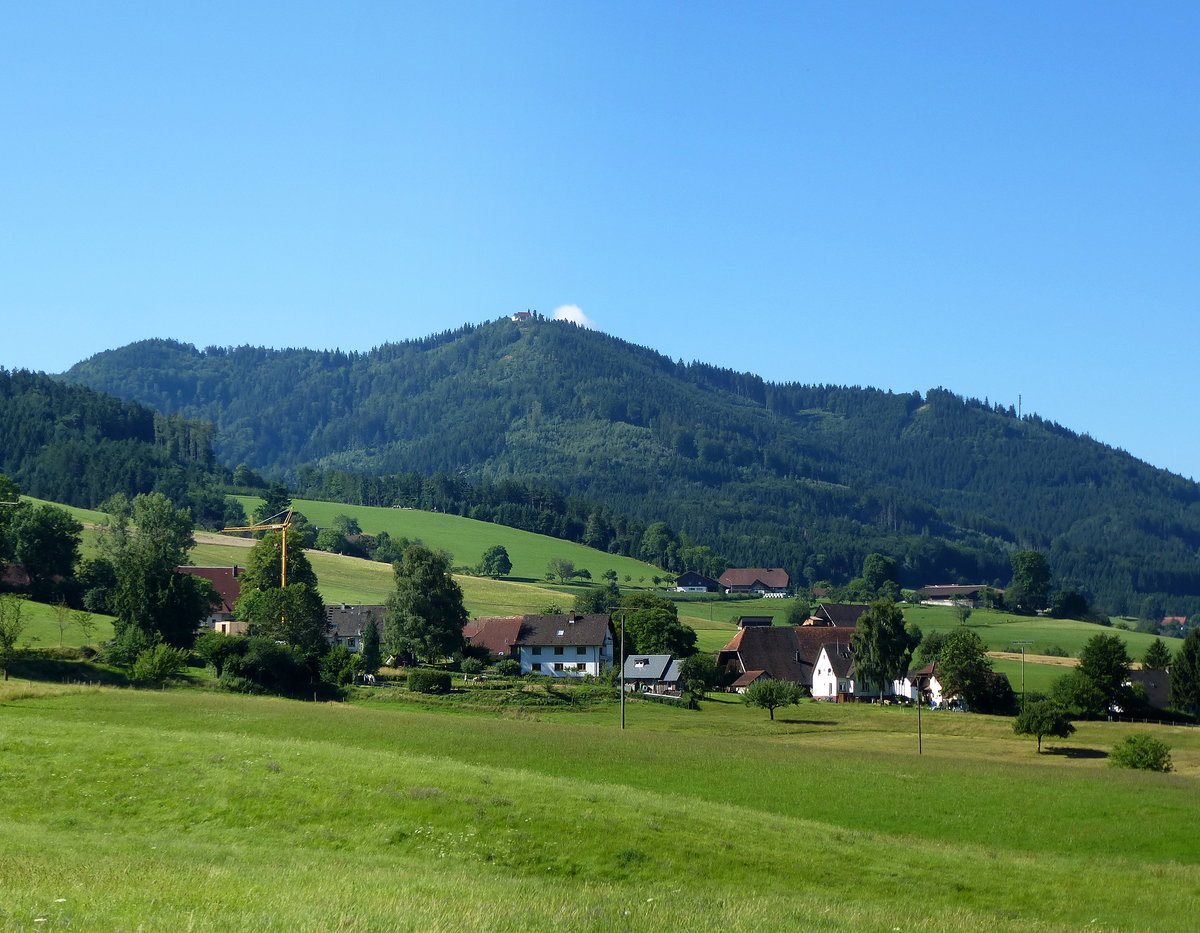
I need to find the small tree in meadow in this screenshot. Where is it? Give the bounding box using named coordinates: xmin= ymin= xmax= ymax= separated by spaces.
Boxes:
xmin=0 ymin=594 xmax=29 ymax=681
xmin=72 ymin=609 xmax=97 ymax=645
xmin=1109 ymin=733 xmax=1173 ymax=772
xmin=743 ymin=679 xmax=803 ymax=721
xmin=1012 ymin=699 xmax=1075 ymax=753
xmin=478 ymin=545 xmax=513 ymax=578
xmin=546 ymin=558 xmax=576 ymax=584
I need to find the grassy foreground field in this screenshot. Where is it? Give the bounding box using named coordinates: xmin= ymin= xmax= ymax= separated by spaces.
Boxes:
xmin=1 ymin=682 xmax=1198 ymax=931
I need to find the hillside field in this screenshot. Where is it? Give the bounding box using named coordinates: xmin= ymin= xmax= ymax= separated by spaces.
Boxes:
xmin=1 ymin=682 xmax=1197 ymax=931
xmin=234 ymin=496 xmax=662 ymax=584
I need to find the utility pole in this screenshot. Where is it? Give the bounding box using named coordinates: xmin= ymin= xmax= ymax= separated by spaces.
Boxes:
xmin=610 ymin=607 xmax=639 ymax=730
xmin=1012 ymin=641 xmax=1033 ymax=710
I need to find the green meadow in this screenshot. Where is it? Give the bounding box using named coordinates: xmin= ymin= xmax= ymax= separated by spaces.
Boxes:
xmin=3 ymin=598 xmax=116 ymax=650
xmin=234 ymin=495 xmax=662 ymax=584
xmin=1 ymin=681 xmax=1197 ymax=931
xmin=900 ymin=604 xmax=1168 ymax=659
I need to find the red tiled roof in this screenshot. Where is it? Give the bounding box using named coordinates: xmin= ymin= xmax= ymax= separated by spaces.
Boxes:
xmin=177 ymin=566 xmax=242 ymax=613
xmin=463 ymin=616 xmax=524 ymax=656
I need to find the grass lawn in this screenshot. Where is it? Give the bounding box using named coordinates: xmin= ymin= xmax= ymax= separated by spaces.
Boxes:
xmin=1 ymin=682 xmax=1197 ymax=931
xmin=901 ymin=604 xmax=1170 ymax=659
xmin=233 ymin=495 xmax=662 ymax=584
xmin=4 ymin=598 xmax=116 ymax=650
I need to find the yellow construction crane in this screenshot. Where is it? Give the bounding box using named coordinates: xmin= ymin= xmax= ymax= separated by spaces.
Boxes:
xmin=220 ymin=508 xmax=295 ymax=588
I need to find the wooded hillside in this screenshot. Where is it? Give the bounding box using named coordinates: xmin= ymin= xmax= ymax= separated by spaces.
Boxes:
xmin=60 ymin=318 xmax=1200 ymax=614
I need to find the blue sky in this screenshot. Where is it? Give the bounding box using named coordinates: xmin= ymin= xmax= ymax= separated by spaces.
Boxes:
xmin=2 ymin=2 xmax=1197 ymax=478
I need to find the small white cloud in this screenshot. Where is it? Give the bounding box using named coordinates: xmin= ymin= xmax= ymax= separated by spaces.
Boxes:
xmin=551 ymin=304 xmax=596 ymax=329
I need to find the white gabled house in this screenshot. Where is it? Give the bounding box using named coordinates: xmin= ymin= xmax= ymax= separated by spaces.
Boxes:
xmin=811 ymin=643 xmax=922 ymax=702
xmin=513 ymin=612 xmax=614 ymax=677
xmin=897 ymin=662 xmax=946 ymax=707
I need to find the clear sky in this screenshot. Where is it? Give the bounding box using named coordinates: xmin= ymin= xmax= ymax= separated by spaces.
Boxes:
xmin=2 ymin=2 xmax=1197 ymax=478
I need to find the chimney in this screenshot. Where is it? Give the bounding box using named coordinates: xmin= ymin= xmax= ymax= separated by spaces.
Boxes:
xmin=568 ymin=611 xmax=576 ymax=623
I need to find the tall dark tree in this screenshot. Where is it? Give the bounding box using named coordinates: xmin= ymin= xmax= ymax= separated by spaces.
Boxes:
xmin=937 ymin=628 xmax=998 ymax=711
xmin=361 ymin=618 xmax=382 ymax=675
xmin=1143 ymin=638 xmax=1172 ymax=671
xmin=1009 ymin=550 xmax=1051 ymax=613
xmin=862 ymin=553 xmax=900 ymax=598
xmin=1076 ymin=633 xmax=1133 ymax=711
xmin=1053 ymin=633 xmax=1133 ymax=718
xmin=385 ymin=545 xmax=467 ymax=664
xmin=1169 ymin=629 xmax=1200 ymax=716
xmin=850 ymin=599 xmax=920 ymax=701
xmin=100 ymin=493 xmax=214 ymax=654
xmin=9 ymin=503 xmax=82 ymax=601
xmin=253 ymin=482 xmax=292 ymax=524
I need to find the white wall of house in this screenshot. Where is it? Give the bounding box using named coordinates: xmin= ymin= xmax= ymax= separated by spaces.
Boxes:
xmin=898 ymin=674 xmax=945 ymax=705
xmin=518 ymin=634 xmax=613 ymax=677
xmin=811 ymin=648 xmax=839 ymax=700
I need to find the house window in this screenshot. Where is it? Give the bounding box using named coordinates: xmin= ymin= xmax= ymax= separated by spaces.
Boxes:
xmin=531 ymin=646 xmax=542 ymax=655
xmin=554 ymin=663 xmax=564 ymax=671
xmin=347 ymin=639 xmax=356 ymax=649
xmin=554 ymin=646 xmax=564 ymax=655
xmin=577 ymin=663 xmax=586 ymax=671
xmin=577 ymin=647 xmax=586 ymax=655
xmin=531 ymin=663 xmax=541 ymax=671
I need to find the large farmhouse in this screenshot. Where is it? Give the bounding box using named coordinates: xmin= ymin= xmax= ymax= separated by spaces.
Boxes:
xmin=512 ymin=612 xmax=615 ymax=677
xmin=717 ymin=624 xmax=857 ymax=691
xmin=718 ymin=568 xmax=790 ymax=597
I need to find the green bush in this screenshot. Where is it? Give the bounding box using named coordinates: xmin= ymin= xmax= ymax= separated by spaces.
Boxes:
xmin=1109 ymin=733 xmax=1173 ymax=772
xmin=217 ymin=672 xmax=266 ymax=695
xmin=460 ymin=657 xmax=484 ymax=675
xmin=131 ymin=645 xmax=188 ymax=687
xmin=493 ymin=659 xmax=521 ymax=677
xmin=407 ymin=669 xmax=452 ymax=694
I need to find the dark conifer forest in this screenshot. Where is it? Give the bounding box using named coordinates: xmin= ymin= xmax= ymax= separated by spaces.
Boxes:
xmin=53 ymin=317 xmax=1200 ymax=615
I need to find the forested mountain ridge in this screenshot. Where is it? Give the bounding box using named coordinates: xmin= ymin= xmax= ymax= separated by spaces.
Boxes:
xmin=0 ymin=368 xmax=230 ymax=523
xmin=60 ymin=318 xmax=1200 ymax=615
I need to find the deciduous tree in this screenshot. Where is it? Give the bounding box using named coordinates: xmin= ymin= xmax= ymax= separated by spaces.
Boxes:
xmin=850 ymin=599 xmax=920 ymax=701
xmin=100 ymin=493 xmax=214 ymax=653
xmin=1008 ymin=550 xmax=1051 ymax=613
xmin=1013 ymin=699 xmax=1075 ymax=753
xmin=743 ymin=678 xmax=803 ymax=720
xmin=620 ymin=592 xmax=697 ymax=658
xmin=0 ymin=593 xmax=28 ymax=681
xmin=385 ymin=545 xmax=467 ymax=664
xmin=478 ymin=545 xmax=512 ymax=578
